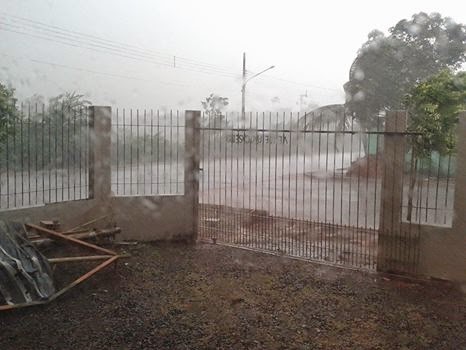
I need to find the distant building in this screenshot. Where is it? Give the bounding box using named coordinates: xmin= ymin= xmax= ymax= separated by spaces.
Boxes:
xmin=298 ymin=104 xmax=345 ymax=130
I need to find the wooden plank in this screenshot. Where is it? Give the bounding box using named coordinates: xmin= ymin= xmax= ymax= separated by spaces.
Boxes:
xmin=31 ymin=227 xmax=121 ymax=247
xmin=50 ymin=256 xmax=119 ymax=300
xmin=48 ymin=255 xmax=114 ymax=263
xmin=25 ymin=223 xmax=117 ymax=256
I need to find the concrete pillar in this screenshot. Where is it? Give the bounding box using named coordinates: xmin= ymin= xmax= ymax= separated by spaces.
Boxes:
xmin=452 ymin=112 xmax=466 ymax=232
xmin=184 ymin=110 xmax=201 ymax=241
xmin=415 ymin=112 xmax=466 ymax=284
xmin=88 ymin=106 xmax=112 ymax=202
xmin=377 ymin=111 xmax=408 ymax=273
xmin=449 ymin=111 xmax=466 ymax=281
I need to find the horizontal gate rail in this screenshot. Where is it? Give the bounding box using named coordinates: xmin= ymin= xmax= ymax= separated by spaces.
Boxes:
xmin=197 ymin=126 xmax=422 ymax=136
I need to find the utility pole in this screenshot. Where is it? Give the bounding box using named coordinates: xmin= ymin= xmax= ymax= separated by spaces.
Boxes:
xmin=240 ymin=52 xmax=275 ymax=120
xmin=241 ymin=52 xmax=246 ymax=119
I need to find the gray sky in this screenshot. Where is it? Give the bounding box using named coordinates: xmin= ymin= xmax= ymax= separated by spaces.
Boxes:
xmin=0 ymin=0 xmax=465 ymax=111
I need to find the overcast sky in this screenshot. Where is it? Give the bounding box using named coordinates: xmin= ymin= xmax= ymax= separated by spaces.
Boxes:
xmin=0 ymin=0 xmax=465 ymax=111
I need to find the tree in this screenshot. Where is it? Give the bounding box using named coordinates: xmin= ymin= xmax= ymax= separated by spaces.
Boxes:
xmin=23 ymin=94 xmax=45 ymax=108
xmin=345 ymin=12 xmax=466 ymax=133
xmin=201 ymin=93 xmax=229 ymax=128
xmin=404 ymin=69 xmax=466 ymax=220
xmin=405 ymin=69 xmax=466 ymax=156
xmin=0 ymin=89 xmax=92 ymax=171
xmin=45 ymin=92 xmax=91 ymax=168
xmin=46 ymin=91 xmax=91 ymax=126
xmin=0 ymin=82 xmax=18 ymax=144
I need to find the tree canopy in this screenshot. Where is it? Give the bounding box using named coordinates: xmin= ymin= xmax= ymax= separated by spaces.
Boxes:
xmin=201 ymin=93 xmax=229 ymax=128
xmin=344 ymin=12 xmax=466 ymax=131
xmin=48 ymin=91 xmax=91 ymax=112
xmin=403 ymin=69 xmax=465 ymax=220
xmin=404 ymin=69 xmax=466 ymax=157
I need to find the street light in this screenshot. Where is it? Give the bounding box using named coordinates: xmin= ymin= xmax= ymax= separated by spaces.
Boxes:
xmin=241 ymin=65 xmax=275 ymax=119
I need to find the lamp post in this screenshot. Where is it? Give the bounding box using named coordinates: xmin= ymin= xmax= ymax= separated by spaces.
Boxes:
xmin=241 ymin=53 xmax=274 ymax=119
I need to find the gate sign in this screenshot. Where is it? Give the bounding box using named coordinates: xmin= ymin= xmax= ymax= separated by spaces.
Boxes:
xmin=225 ymin=133 xmax=289 ymax=144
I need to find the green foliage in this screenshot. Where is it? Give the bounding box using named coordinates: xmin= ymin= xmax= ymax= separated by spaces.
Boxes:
xmin=404 ymin=69 xmax=466 ymax=157
xmin=0 ymin=82 xmax=18 ymax=144
xmin=0 ymin=91 xmax=92 ymax=171
xmin=345 ymin=12 xmax=466 ymax=131
xmin=403 ymin=69 xmax=465 ymax=219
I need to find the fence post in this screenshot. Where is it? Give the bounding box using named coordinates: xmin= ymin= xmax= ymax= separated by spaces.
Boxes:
xmin=449 ymin=112 xmax=466 ymax=281
xmin=88 ymin=106 xmax=112 ymax=202
xmin=452 ymin=112 xmax=466 ymax=232
xmin=377 ymin=111 xmax=407 ymax=273
xmin=184 ymin=110 xmax=201 ymax=242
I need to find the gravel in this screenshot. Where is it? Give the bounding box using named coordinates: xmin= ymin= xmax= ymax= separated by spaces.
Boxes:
xmin=1 ymin=242 xmax=465 ymax=349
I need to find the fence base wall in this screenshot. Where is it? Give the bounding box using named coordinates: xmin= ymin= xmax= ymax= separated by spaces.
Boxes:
xmin=0 ymin=199 xmax=110 ymax=231
xmin=111 ymin=195 xmax=194 ymax=241
xmin=416 ymin=225 xmax=466 ymax=283
xmin=0 ymin=195 xmax=195 ymax=242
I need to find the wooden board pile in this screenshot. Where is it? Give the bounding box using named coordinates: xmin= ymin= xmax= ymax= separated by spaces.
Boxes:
xmin=0 ymin=217 xmax=128 ymax=311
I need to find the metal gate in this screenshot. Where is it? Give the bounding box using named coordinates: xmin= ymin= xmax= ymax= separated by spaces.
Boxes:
xmin=197 ymin=111 xmax=455 ymax=272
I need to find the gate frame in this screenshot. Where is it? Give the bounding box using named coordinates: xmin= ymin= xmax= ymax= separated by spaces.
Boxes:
xmin=192 ymin=110 xmax=466 ymax=284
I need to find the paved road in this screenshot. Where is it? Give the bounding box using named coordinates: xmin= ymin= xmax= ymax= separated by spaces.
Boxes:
xmin=0 ymin=155 xmax=454 ymax=227
xmin=199 ymin=154 xmax=454 ymax=228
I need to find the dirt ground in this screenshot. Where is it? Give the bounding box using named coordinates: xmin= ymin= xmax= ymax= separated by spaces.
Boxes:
xmin=200 ymin=204 xmax=379 ymax=270
xmin=0 ymin=242 xmax=465 ymax=350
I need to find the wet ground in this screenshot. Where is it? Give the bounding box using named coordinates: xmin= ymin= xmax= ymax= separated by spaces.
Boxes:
xmin=199 ymin=204 xmax=378 ymax=270
xmin=0 ymin=242 xmax=464 ymax=349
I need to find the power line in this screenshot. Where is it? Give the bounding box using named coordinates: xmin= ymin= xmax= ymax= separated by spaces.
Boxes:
xmin=0 ymin=12 xmax=344 ymax=94
xmin=0 ymin=13 xmax=173 ymax=59
xmin=0 ymin=12 xmax=240 ymax=72
xmin=0 ymin=24 xmax=241 ymax=80
xmin=0 ymin=53 xmax=189 ymax=87
xmin=0 ymin=12 xmax=241 ymax=77
xmin=0 ymin=26 xmax=240 ymax=80
xmin=0 ymin=25 xmax=240 ymax=80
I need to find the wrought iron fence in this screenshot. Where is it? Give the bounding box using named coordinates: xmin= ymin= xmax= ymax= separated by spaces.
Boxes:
xmin=0 ymin=103 xmax=90 ymax=210
xmin=111 ymin=109 xmax=185 ymax=196
xmin=401 ymin=153 xmax=455 ymax=227
xmin=198 ymin=111 xmax=455 ymax=271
